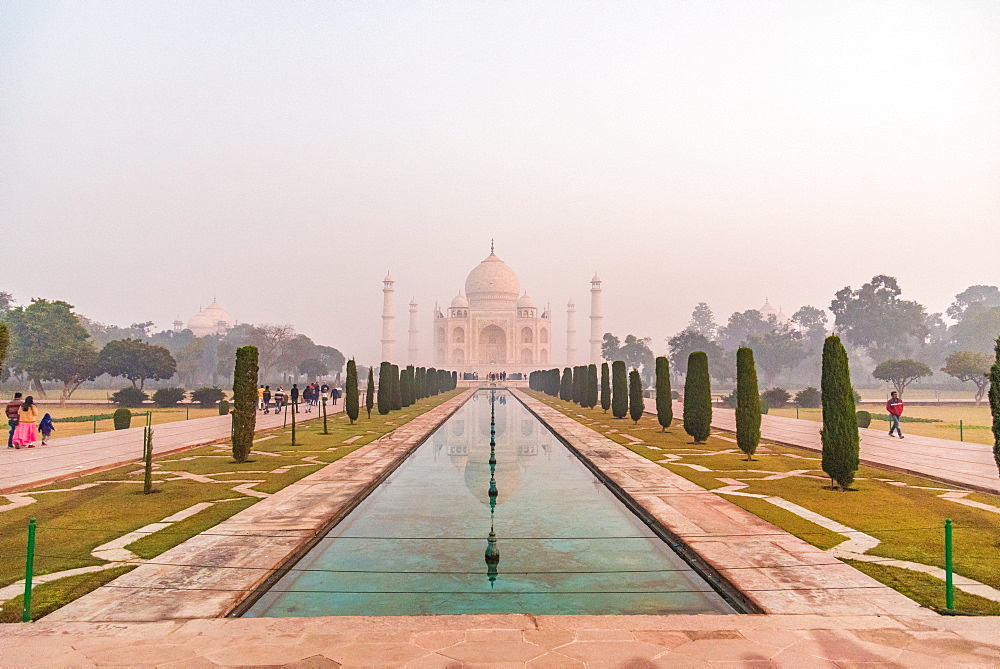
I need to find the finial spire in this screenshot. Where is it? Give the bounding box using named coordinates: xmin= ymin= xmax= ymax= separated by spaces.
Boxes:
xmin=490 ymin=238 xmax=494 ymax=253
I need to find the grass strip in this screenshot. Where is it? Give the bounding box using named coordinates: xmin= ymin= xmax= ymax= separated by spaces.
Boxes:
xmin=0 ymin=566 xmax=135 ymax=623
xmin=844 ymin=560 xmax=1000 ymax=616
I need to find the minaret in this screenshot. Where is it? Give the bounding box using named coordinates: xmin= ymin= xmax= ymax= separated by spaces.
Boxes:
xmin=589 ymin=273 xmax=603 ymax=363
xmin=407 ymin=298 xmax=419 ymax=365
xmin=566 ymin=299 xmax=577 ymax=366
xmin=381 ymin=273 xmax=395 ymax=363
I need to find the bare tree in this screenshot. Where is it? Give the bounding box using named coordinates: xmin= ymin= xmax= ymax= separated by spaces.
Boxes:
xmin=247 ymin=324 xmax=295 ymax=382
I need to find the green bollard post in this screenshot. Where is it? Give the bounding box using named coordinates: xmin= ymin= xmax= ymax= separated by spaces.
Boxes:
xmin=93 ymin=419 xmax=97 ymax=433
xmin=796 ymin=405 xmax=799 ymax=420
xmin=291 ymin=397 xmax=297 ymax=446
xmin=283 ymin=400 xmax=288 ymax=428
xmin=186 ymin=404 xmax=189 ymax=421
xmin=959 ymin=420 xmax=963 ymax=442
xmin=22 ymin=517 xmax=36 ymax=622
xmin=322 ymin=398 xmax=328 ymax=435
xmin=945 ymin=518 xmax=954 ymax=611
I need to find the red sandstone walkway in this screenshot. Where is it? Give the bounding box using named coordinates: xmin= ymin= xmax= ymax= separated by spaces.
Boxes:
xmin=0 ymin=403 xmax=342 ymax=493
xmin=642 ymin=398 xmax=1000 ymax=494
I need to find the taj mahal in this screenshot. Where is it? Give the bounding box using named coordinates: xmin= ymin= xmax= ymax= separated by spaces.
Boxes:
xmin=380 ymin=246 xmax=603 ymax=375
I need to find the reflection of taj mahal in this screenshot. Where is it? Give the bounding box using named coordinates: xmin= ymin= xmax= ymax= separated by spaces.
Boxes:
xmin=380 ymin=245 xmax=604 ymax=374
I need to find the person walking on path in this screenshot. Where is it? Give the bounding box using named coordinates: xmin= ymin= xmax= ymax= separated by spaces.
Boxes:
xmin=331 ymin=386 xmax=340 ymax=406
xmin=290 ymin=384 xmax=300 ymax=412
xmin=262 ymin=386 xmax=272 ymax=414
xmin=886 ymin=391 xmax=905 ymax=439
xmin=6 ymin=392 xmax=22 ymax=448
xmin=302 ymin=385 xmax=313 ymax=413
xmin=38 ymin=413 xmax=55 ymax=445
xmin=12 ymin=396 xmax=39 ymax=448
xmin=257 ymin=385 xmax=265 ymax=411
xmin=273 ymin=387 xmax=285 ymax=413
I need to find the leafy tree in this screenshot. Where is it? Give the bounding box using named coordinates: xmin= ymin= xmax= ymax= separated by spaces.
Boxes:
xmin=947 ymin=285 xmax=1000 ymax=321
xmin=111 ymin=387 xmax=147 ymax=408
xmin=246 ymin=324 xmax=295 ymax=382
xmin=299 ymin=358 xmax=329 ymax=382
xmin=744 ymin=330 xmax=806 ymax=386
xmin=560 ymin=367 xmax=573 ymax=401
xmin=717 ymin=310 xmax=772 ymax=351
xmin=760 ymin=387 xmax=790 ymax=408
xmin=654 ymin=356 xmax=672 ymax=431
xmin=377 ymin=361 xmax=392 ymax=414
xmin=821 ymin=335 xmax=859 ymax=491
xmin=191 ymin=387 xmax=226 ymax=408
xmin=600 ymin=362 xmax=611 ymax=412
xmin=989 ymin=336 xmax=1000 ymax=476
xmin=735 ymin=347 xmax=761 ymax=460
xmin=872 ymin=359 xmax=933 ymax=397
xmin=0 ymin=291 xmax=13 ymax=313
xmin=683 ymin=352 xmax=712 ymax=443
xmin=791 ymin=306 xmax=828 ymax=345
xmin=942 ymin=351 xmax=993 ymax=406
xmin=231 ymin=346 xmax=259 ymax=463
xmin=152 ymin=387 xmax=187 ymax=407
xmin=4 ymin=299 xmax=99 ymax=402
xmin=603 ymin=333 xmax=655 ymax=385
xmin=627 ymin=369 xmax=643 ymax=424
xmin=0 ymin=322 xmax=8 ymax=380
xmin=97 ymin=338 xmax=177 ymax=390
xmin=611 ymin=360 xmax=627 ymax=418
xmin=345 ymin=359 xmax=359 ymax=424
xmin=600 ymin=333 xmax=621 ymax=362
xmin=315 ymin=345 xmax=346 ymax=375
xmin=794 ymin=387 xmax=821 ymax=408
xmin=667 ymin=330 xmax=730 ymax=381
xmin=688 ymin=303 xmax=717 ymax=339
xmin=830 ymin=275 xmax=928 ymax=363
xmin=950 ymin=302 xmax=1000 ymax=355
xmin=365 ymin=367 xmax=375 ymax=418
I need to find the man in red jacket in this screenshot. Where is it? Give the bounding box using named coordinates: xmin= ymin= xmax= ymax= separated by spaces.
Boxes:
xmin=886 ymin=391 xmax=904 ymax=439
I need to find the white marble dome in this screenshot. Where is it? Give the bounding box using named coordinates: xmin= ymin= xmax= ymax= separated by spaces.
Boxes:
xmin=465 ymin=252 xmax=520 ymax=309
xmin=517 ymin=293 xmax=536 ymax=309
xmin=450 ymin=292 xmax=469 ymax=309
xmin=187 ymin=300 xmax=234 ymax=336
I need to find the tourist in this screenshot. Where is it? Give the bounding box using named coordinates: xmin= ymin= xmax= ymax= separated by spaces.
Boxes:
xmin=262 ymin=385 xmax=272 ymax=413
xmin=302 ymin=384 xmax=313 ymax=413
xmin=257 ymin=385 xmax=265 ymax=410
xmin=39 ymin=413 xmax=55 ymax=445
xmin=886 ymin=391 xmax=904 ymax=439
xmin=274 ymin=387 xmax=285 ymax=413
xmin=6 ymin=392 xmax=22 ymax=448
xmin=12 ymin=396 xmax=38 ymax=449
xmin=291 ymin=384 xmax=300 ymax=413
xmin=331 ymin=386 xmax=340 ymax=405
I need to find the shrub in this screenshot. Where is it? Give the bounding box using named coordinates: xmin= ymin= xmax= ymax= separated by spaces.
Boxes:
xmin=655 ymin=356 xmax=672 ymax=431
xmin=683 ymin=352 xmax=712 ymax=443
xmin=113 ymin=407 xmax=132 ymax=430
xmin=672 ymin=390 xmax=679 ymax=400
xmin=720 ymin=390 xmax=737 ymax=408
xmin=611 ymin=361 xmax=628 ymax=418
xmin=821 ymin=335 xmax=859 ymax=491
xmin=736 ymin=347 xmax=761 ymax=461
xmin=152 ymin=387 xmax=186 ymax=408
xmin=856 ymin=410 xmax=871 ymax=428
xmin=795 ymin=387 xmax=821 ymax=408
xmin=218 ymin=399 xmax=230 ymax=415
xmin=110 ymin=387 xmax=147 ymax=408
xmin=191 ymin=387 xmax=225 ymax=408
xmin=231 ymin=345 xmax=258 ymax=463
xmin=760 ymin=387 xmax=790 ymax=408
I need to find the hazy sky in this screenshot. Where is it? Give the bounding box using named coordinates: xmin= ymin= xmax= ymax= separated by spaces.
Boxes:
xmin=2 ymin=1 xmax=998 ymax=364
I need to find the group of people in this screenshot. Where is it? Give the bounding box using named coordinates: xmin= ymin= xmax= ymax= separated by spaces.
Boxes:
xmin=6 ymin=392 xmax=56 ymax=449
xmin=256 ymin=383 xmax=340 ymax=414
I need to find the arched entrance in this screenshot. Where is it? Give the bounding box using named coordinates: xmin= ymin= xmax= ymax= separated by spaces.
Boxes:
xmin=479 ymin=325 xmax=506 ymax=365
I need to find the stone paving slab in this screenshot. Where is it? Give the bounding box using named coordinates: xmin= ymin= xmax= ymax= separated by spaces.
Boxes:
xmin=642 ymin=398 xmax=1000 ymax=494
xmin=0 ymin=403 xmax=345 ymax=494
xmin=516 ymin=391 xmax=931 ymax=619
xmin=44 ymin=391 xmax=474 ymax=623
xmin=2 ymin=613 xmax=998 ymax=667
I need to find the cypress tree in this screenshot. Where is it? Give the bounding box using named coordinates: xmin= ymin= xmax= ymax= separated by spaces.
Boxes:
xmin=400 ymin=365 xmax=412 ymax=407
xmin=390 ymin=364 xmax=402 ymax=410
xmin=572 ymin=365 xmax=584 ymax=404
xmin=452 ymin=370 xmax=458 ymax=390
xmin=683 ymin=351 xmax=712 ymax=443
xmin=377 ymin=361 xmax=392 ymax=415
xmin=600 ymin=362 xmax=611 ymax=412
xmin=821 ymin=335 xmax=860 ymax=491
xmin=365 ymin=367 xmax=374 ymax=418
xmin=987 ymin=337 xmax=1000 ymax=475
xmin=231 ymin=346 xmax=258 ymax=463
xmin=345 ymin=359 xmax=359 ymax=424
xmin=735 ymin=347 xmax=761 ymax=460
xmin=587 ymin=364 xmax=598 ymax=408
xmin=0 ymin=323 xmax=8 ymax=378
xmin=611 ymin=360 xmax=628 ymax=418
xmin=628 ymin=369 xmax=644 ymax=424
xmin=415 ymin=367 xmax=425 ymax=400
xmin=427 ymin=367 xmax=437 ymax=396
xmin=655 ymin=356 xmax=672 ymax=431
xmin=560 ymin=367 xmax=573 ymax=401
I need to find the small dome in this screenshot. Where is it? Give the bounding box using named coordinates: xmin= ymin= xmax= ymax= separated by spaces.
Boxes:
xmin=517 ymin=293 xmax=536 ymax=309
xmin=591 ymin=272 xmax=602 ymax=283
xmin=465 ymin=252 xmax=520 ymax=310
xmin=450 ymin=292 xmax=469 ymax=309
xmin=384 ymin=272 xmax=394 ymax=282
xmin=759 ymin=299 xmax=777 ymax=317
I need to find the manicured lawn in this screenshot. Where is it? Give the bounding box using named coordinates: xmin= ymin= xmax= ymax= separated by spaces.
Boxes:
xmin=530 ymin=391 xmax=1000 ymax=615
xmin=0 ymin=391 xmax=458 ymax=621
xmin=17 ymin=404 xmax=231 ymax=439
xmin=768 ymin=405 xmax=996 ymax=445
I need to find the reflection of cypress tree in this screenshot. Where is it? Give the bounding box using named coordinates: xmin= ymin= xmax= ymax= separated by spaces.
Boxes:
xmin=611 ymin=360 xmax=628 ymax=418
xmin=600 ymin=362 xmax=611 ymax=412
xmin=628 ymin=369 xmax=644 ymax=424
xmin=560 ymin=367 xmax=573 ymax=401
xmin=683 ymin=352 xmax=711 ymax=443
xmin=821 ymin=335 xmax=859 ymax=490
xmin=377 ymin=361 xmax=391 ymax=415
xmin=655 ymin=356 xmax=672 ymax=431
xmin=345 ymin=359 xmax=359 ymax=424
xmin=735 ymin=347 xmax=761 ymax=460
xmin=991 ymin=336 xmax=1000 ymax=476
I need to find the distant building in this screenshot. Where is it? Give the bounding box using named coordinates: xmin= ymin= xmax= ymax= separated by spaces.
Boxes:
xmin=759 ymin=298 xmax=792 ymax=327
xmin=176 ymin=299 xmax=236 ymax=337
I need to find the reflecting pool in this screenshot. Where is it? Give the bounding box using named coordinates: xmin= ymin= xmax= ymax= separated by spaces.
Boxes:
xmin=244 ymin=390 xmax=735 ymax=616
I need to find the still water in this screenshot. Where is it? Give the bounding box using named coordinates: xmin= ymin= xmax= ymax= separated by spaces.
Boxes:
xmin=244 ymin=390 xmax=735 ymax=616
